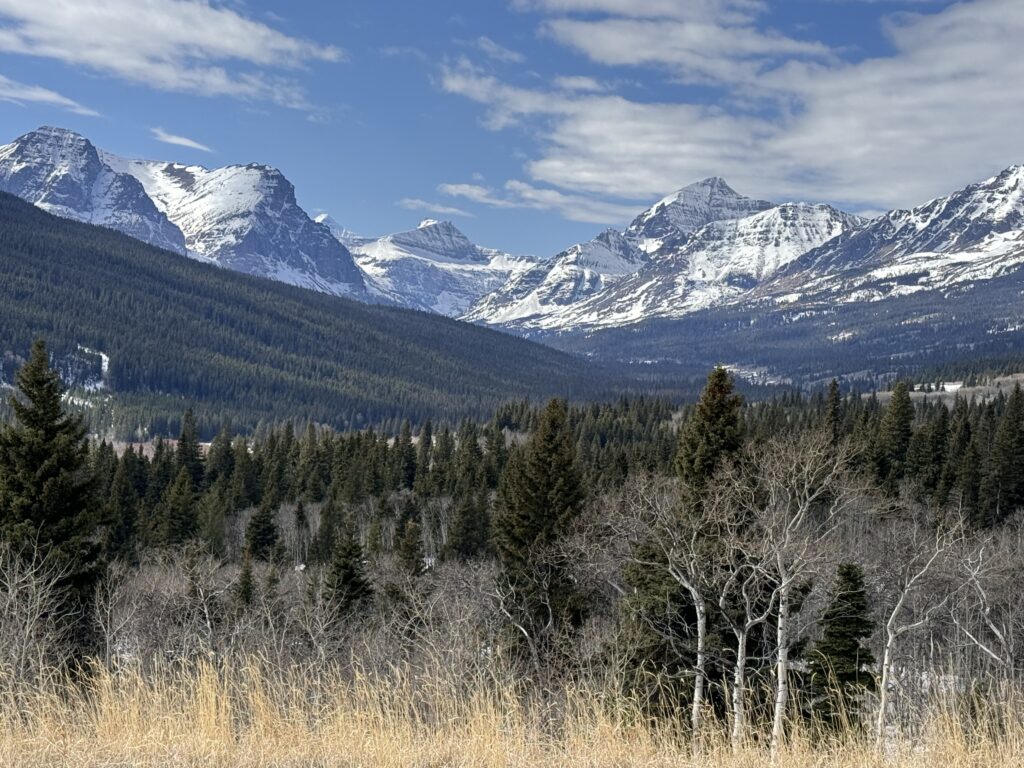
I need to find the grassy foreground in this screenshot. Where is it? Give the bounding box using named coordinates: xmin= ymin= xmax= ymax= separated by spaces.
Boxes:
xmin=2 ymin=660 xmax=1022 ymax=767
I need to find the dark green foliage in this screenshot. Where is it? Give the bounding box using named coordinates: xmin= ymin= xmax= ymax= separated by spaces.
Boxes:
xmin=157 ymin=466 xmax=198 ymax=546
xmin=105 ymin=457 xmax=139 ymax=562
xmin=245 ymin=501 xmax=279 ymax=561
xmin=323 ymin=523 xmax=372 ymax=616
xmin=875 ymin=382 xmax=914 ymax=491
xmin=808 ymin=564 xmax=876 ymax=725
xmin=397 ymin=519 xmax=425 ymax=577
xmin=980 ymin=384 xmax=1024 ymax=524
xmin=0 ymin=339 xmax=102 ymax=615
xmin=176 ymin=409 xmax=204 ymax=491
xmin=235 ymin=548 xmax=255 ymax=609
xmin=493 ymin=398 xmax=585 ymax=630
xmin=675 ymin=366 xmax=743 ymax=496
xmin=0 ymin=192 xmax=617 ymax=436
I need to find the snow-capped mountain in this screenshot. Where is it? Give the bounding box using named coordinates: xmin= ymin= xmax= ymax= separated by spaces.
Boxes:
xmin=465 ymin=181 xmax=825 ymax=332
xmin=762 ymin=165 xmax=1024 ymax=305
xmin=0 ymin=127 xmax=365 ymax=297
xmin=556 ymin=203 xmax=865 ymax=330
xmin=463 ymin=228 xmax=645 ymax=326
xmin=104 ymin=155 xmax=365 ymax=296
xmin=625 ymin=176 xmax=774 ymax=253
xmin=314 ymin=213 xmax=369 ymax=249
xmin=0 ymin=126 xmax=185 ymax=254
xmin=341 ymin=218 xmax=536 ymax=315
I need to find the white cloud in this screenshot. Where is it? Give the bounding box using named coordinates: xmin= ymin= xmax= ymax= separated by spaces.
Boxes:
xmin=151 ymin=127 xmax=212 ymax=152
xmin=552 ymin=75 xmax=606 ymax=92
xmin=397 ymin=198 xmax=474 ymax=218
xmin=475 ymin=36 xmax=525 ymax=64
xmin=442 ymin=0 xmax=1024 ymax=219
xmin=0 ymin=72 xmax=97 ymax=114
xmin=439 ymin=179 xmax=639 ymax=224
xmin=0 ymin=0 xmax=342 ymax=109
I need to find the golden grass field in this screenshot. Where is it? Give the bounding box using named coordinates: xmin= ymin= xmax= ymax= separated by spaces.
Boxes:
xmin=2 ymin=660 xmax=1023 ymax=767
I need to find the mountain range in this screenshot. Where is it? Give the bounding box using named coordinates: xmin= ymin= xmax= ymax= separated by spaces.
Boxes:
xmin=2 ymin=125 xmax=1024 ymax=384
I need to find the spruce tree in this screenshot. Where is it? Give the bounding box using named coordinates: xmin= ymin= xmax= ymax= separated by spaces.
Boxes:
xmin=105 ymin=457 xmax=139 ymax=562
xmin=825 ymin=378 xmax=843 ymax=445
xmin=157 ymin=466 xmax=198 ymax=546
xmin=176 ymin=408 xmax=204 ymax=492
xmin=235 ymin=548 xmax=255 ymax=609
xmin=876 ymin=382 xmax=914 ymax=491
xmin=396 ymin=519 xmax=425 ymax=577
xmin=197 ymin=478 xmax=230 ymax=556
xmin=675 ymin=366 xmax=743 ymax=497
xmin=323 ymin=522 xmax=372 ymax=616
xmin=0 ymin=340 xmax=102 ymax=615
xmin=808 ymin=563 xmax=876 ymax=726
xmin=980 ymin=384 xmax=1024 ymax=524
xmin=245 ymin=499 xmax=279 ymax=561
xmin=390 ymin=420 xmax=416 ymax=491
xmin=493 ymin=398 xmax=584 ymax=627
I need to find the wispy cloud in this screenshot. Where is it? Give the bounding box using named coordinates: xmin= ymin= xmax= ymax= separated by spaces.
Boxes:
xmin=151 ymin=127 xmax=212 ymax=153
xmin=0 ymin=0 xmax=343 ymax=110
xmin=397 ymin=198 xmax=474 ymax=218
xmin=442 ymin=0 xmax=1024 ymax=218
xmin=475 ymin=36 xmax=525 ymax=63
xmin=0 ymin=72 xmax=97 ymax=115
xmin=439 ymin=180 xmax=639 ymax=224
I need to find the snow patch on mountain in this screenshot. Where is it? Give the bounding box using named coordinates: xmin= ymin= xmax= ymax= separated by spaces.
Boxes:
xmin=0 ymin=127 xmax=185 ymax=254
xmin=340 ymin=219 xmax=537 ymax=315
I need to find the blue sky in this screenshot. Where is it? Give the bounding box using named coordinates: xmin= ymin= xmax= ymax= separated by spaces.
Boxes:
xmin=1 ymin=0 xmax=1021 ymax=255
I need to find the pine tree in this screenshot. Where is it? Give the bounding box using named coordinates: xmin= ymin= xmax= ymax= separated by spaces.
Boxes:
xmin=204 ymin=423 xmax=234 ymax=488
xmin=235 ymin=548 xmax=255 ymax=609
xmin=176 ymin=408 xmax=204 ymax=492
xmin=808 ymin=563 xmax=876 ymax=726
xmin=196 ymin=478 xmax=230 ymax=556
xmin=493 ymin=398 xmax=585 ymax=628
xmin=245 ymin=500 xmax=279 ymax=561
xmin=825 ymin=379 xmax=843 ymax=445
xmin=675 ymin=366 xmax=743 ymax=497
xmin=980 ymin=384 xmax=1024 ymax=524
xmin=294 ymin=499 xmax=310 ymax=565
xmin=323 ymin=522 xmax=372 ymax=616
xmin=876 ymin=382 xmax=914 ymax=491
xmin=157 ymin=466 xmax=198 ymax=546
xmin=396 ymin=519 xmax=425 ymax=577
xmin=390 ymin=420 xmax=416 ymax=490
xmin=413 ymin=419 xmax=433 ymax=496
xmin=105 ymin=456 xmax=139 ymax=561
xmin=0 ymin=340 xmax=102 ymax=616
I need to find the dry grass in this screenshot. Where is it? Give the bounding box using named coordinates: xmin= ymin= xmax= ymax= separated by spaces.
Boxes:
xmin=2 ymin=659 xmax=1023 ymax=767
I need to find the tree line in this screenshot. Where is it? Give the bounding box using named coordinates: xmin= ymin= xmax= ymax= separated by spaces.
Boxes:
xmin=3 ymin=341 xmax=1024 ymax=753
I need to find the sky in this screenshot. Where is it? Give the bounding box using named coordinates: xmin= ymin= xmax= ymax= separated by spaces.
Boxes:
xmin=0 ymin=0 xmax=1022 ymax=256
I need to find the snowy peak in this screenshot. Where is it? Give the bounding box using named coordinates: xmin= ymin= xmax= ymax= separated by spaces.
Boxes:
xmin=313 ymin=214 xmax=367 ymax=248
xmin=103 ymin=154 xmax=365 ymax=295
xmin=0 ymin=127 xmax=185 ymax=254
xmin=385 ymin=219 xmax=485 ymax=263
xmin=345 ymin=219 xmax=536 ymax=316
xmin=461 ymin=227 xmax=645 ymax=326
xmin=625 ymin=176 xmax=774 ymax=249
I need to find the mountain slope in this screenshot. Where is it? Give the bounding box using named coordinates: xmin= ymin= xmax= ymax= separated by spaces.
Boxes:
xmin=625 ymin=176 xmax=774 ymax=252
xmin=0 ymin=192 xmax=616 ymax=436
xmin=103 ymin=153 xmax=366 ymax=296
xmin=467 ymin=182 xmax=852 ymax=333
xmin=762 ymin=165 xmax=1024 ymax=304
xmin=0 ymin=126 xmax=365 ymax=298
xmin=463 ymin=228 xmax=645 ymax=327
xmin=345 ymin=219 xmax=537 ymax=315
xmin=0 ymin=126 xmax=185 ymax=254
xmin=559 ymin=203 xmax=864 ymax=329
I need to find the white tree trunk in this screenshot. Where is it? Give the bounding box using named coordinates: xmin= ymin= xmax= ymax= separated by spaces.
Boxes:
xmin=731 ymin=628 xmax=748 ymax=749
xmin=691 ymin=595 xmax=707 ymax=739
xmin=875 ymin=632 xmax=896 ymax=750
xmin=771 ymin=580 xmax=790 ymax=755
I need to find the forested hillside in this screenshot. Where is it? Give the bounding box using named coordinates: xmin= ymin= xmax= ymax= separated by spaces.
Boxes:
xmin=0 ymin=192 xmax=619 ymax=436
